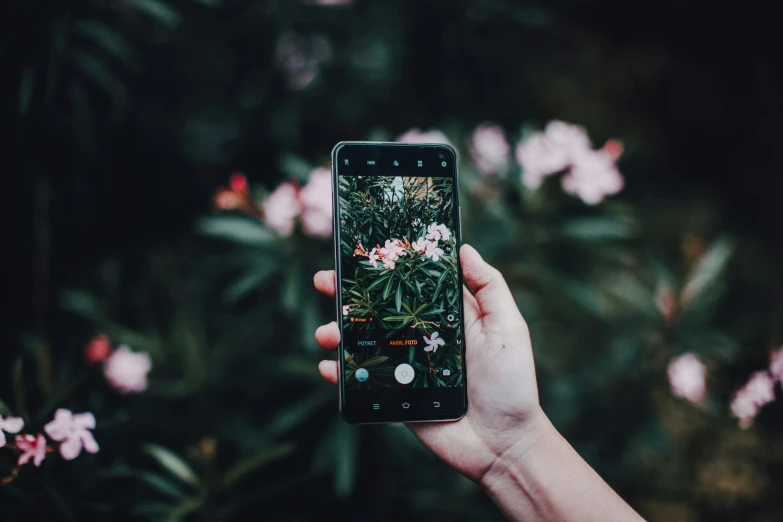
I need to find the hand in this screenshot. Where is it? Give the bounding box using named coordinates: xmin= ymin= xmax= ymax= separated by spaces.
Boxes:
xmin=313 ymin=244 xmax=546 ymax=483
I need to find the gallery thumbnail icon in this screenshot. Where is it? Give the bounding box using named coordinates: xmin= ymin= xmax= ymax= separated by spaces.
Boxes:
xmin=355 ymin=368 xmax=369 ymax=382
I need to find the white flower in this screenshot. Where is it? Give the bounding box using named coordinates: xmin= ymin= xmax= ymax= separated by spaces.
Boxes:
xmin=44 ymin=409 xmax=99 ymax=460
xmin=426 ymin=223 xmax=442 ymax=241
xmin=343 ymin=305 xmax=350 ymax=316
xmin=436 ymin=224 xmax=451 ymax=241
xmin=424 ymin=241 xmax=444 ymax=262
xmin=103 ymin=346 xmax=152 ymax=394
xmin=382 ymin=258 xmax=396 ymax=270
xmin=367 ymin=248 xmax=379 ymax=268
xmin=667 ymin=353 xmax=707 ymax=404
xmin=384 ymin=239 xmax=406 ymax=257
xmin=0 ymin=415 xmax=24 ymax=448
xmin=411 ymin=237 xmax=428 ymax=253
xmin=423 ymin=331 xmax=445 ymax=353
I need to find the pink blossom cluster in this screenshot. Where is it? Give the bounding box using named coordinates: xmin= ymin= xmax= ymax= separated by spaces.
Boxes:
xmin=353 ymin=223 xmax=452 ymax=270
xmin=515 ymin=121 xmax=624 ymax=205
xmin=469 ymin=123 xmax=511 ymax=176
xmin=729 ymin=346 xmax=783 ymax=428
xmin=667 ymin=353 xmax=708 ymax=404
xmin=0 ymin=408 xmax=99 ymax=468
xmin=354 ymin=239 xmax=408 ymax=270
xmin=263 ymin=168 xmax=332 ymax=238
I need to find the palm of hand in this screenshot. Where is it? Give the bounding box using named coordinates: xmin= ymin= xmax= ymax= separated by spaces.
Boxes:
xmin=407 ymin=301 xmax=540 ymax=483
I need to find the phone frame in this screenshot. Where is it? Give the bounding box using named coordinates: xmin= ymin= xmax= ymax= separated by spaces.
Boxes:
xmin=331 ymin=141 xmax=468 ymax=424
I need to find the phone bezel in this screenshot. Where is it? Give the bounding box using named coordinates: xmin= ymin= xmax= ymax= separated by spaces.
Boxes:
xmin=331 ymin=141 xmax=468 ymax=424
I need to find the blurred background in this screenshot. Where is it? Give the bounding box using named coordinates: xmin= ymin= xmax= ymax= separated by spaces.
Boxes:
xmin=2 ymin=0 xmax=783 ymax=520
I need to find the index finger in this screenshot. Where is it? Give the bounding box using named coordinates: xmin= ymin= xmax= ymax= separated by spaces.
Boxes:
xmin=314 ymin=270 xmax=336 ymax=297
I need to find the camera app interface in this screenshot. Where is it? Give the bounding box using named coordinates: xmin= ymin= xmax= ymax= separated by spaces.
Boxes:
xmin=338 ymin=173 xmax=463 ymax=390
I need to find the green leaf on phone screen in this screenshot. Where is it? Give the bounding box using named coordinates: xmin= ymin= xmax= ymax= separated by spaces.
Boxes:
xmin=395 ymin=281 xmax=402 ymax=312
xmin=383 ymin=274 xmax=395 ymax=300
xmin=360 ymin=356 xmax=389 ymax=368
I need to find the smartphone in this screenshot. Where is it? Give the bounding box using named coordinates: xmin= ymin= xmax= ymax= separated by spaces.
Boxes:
xmin=331 ymin=142 xmax=468 ymax=424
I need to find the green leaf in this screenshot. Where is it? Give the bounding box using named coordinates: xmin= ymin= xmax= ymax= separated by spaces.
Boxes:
xmin=681 ymin=238 xmax=735 ymax=307
xmin=366 ymin=275 xmax=389 ymax=292
xmin=75 ymin=21 xmax=137 ymax=68
xmin=18 ymin=65 xmax=35 ymax=117
xmin=166 ymin=498 xmax=202 ymax=522
xmin=143 ymin=445 xmax=200 ymax=487
xmin=334 ymin=422 xmax=357 ymax=497
xmin=197 ymin=216 xmax=276 ymax=246
xmin=58 ymin=289 xmax=103 ymax=319
xmin=221 ymin=443 xmax=295 ymax=488
xmin=277 ymin=152 xmax=313 ymax=183
xmin=223 ymin=263 xmax=278 ymax=302
xmin=127 ymin=0 xmax=182 ymax=27
xmin=395 ymin=281 xmax=402 ymax=312
xmin=258 ymin=392 xmax=327 ymax=440
xmin=382 ymin=273 xmax=395 ymax=300
xmin=360 ymin=356 xmax=389 ymax=368
xmin=558 ymin=216 xmax=636 ymax=242
xmin=70 ymin=51 xmax=128 ymax=113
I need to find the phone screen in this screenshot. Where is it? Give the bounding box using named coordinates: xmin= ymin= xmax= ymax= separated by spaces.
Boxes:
xmin=332 ymin=143 xmax=467 ymax=423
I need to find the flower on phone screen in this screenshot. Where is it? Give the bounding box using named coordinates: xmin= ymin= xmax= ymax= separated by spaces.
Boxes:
xmin=411 ymin=238 xmax=428 ymax=253
xmin=423 ymin=332 xmax=445 ymax=353
xmin=367 ymin=248 xmax=379 ymax=267
xmin=424 ymin=242 xmax=445 ymax=262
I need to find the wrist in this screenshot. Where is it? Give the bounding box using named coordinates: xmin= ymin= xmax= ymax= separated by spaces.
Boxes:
xmin=479 ymin=407 xmax=556 ymax=493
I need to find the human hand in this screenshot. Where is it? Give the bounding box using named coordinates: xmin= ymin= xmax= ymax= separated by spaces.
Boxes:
xmin=313 ymin=244 xmax=546 ymax=484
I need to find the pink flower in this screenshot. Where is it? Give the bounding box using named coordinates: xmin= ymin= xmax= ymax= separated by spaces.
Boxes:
xmin=44 ymin=409 xmax=99 ymax=461
xmin=263 ymin=182 xmax=302 ymax=237
xmin=429 ymin=223 xmax=451 ymax=241
xmin=229 ymin=173 xmax=249 ymax=194
xmin=103 ymin=345 xmax=152 ymax=394
xmin=667 ymin=353 xmax=707 ymax=404
xmin=423 ymin=331 xmax=445 ymax=353
xmin=396 ymin=128 xmax=452 ymax=146
xmin=516 ymin=123 xmax=584 ymax=188
xmin=300 ymin=168 xmax=333 ymax=238
xmin=770 ymin=347 xmax=783 ymax=382
xmin=84 ymin=333 xmax=112 ymax=365
xmin=730 ymin=371 xmax=776 ymax=428
xmin=515 ymin=120 xmax=624 ymax=204
xmin=411 ymin=238 xmax=428 ymax=253
xmin=424 ymin=241 xmax=445 ymax=262
xmin=0 ymin=415 xmax=24 ymax=447
xmin=368 ymin=248 xmax=379 ymax=267
xmin=469 ymin=123 xmax=510 ymax=176
xmin=382 ymin=258 xmax=396 ymax=270
xmin=343 ymin=305 xmax=350 ymax=316
xmin=561 ymin=149 xmax=624 ymax=205
xmin=16 ymin=434 xmax=47 ymax=467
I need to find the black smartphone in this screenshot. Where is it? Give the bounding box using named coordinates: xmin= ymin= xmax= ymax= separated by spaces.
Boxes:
xmin=331 ymin=142 xmax=468 ymax=424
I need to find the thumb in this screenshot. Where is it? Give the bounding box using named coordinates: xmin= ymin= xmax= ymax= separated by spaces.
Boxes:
xmin=460 ymin=244 xmax=527 ymax=334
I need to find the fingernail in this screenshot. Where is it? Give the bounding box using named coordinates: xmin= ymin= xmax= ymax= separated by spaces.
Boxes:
xmin=462 ymin=243 xmax=482 ymax=260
